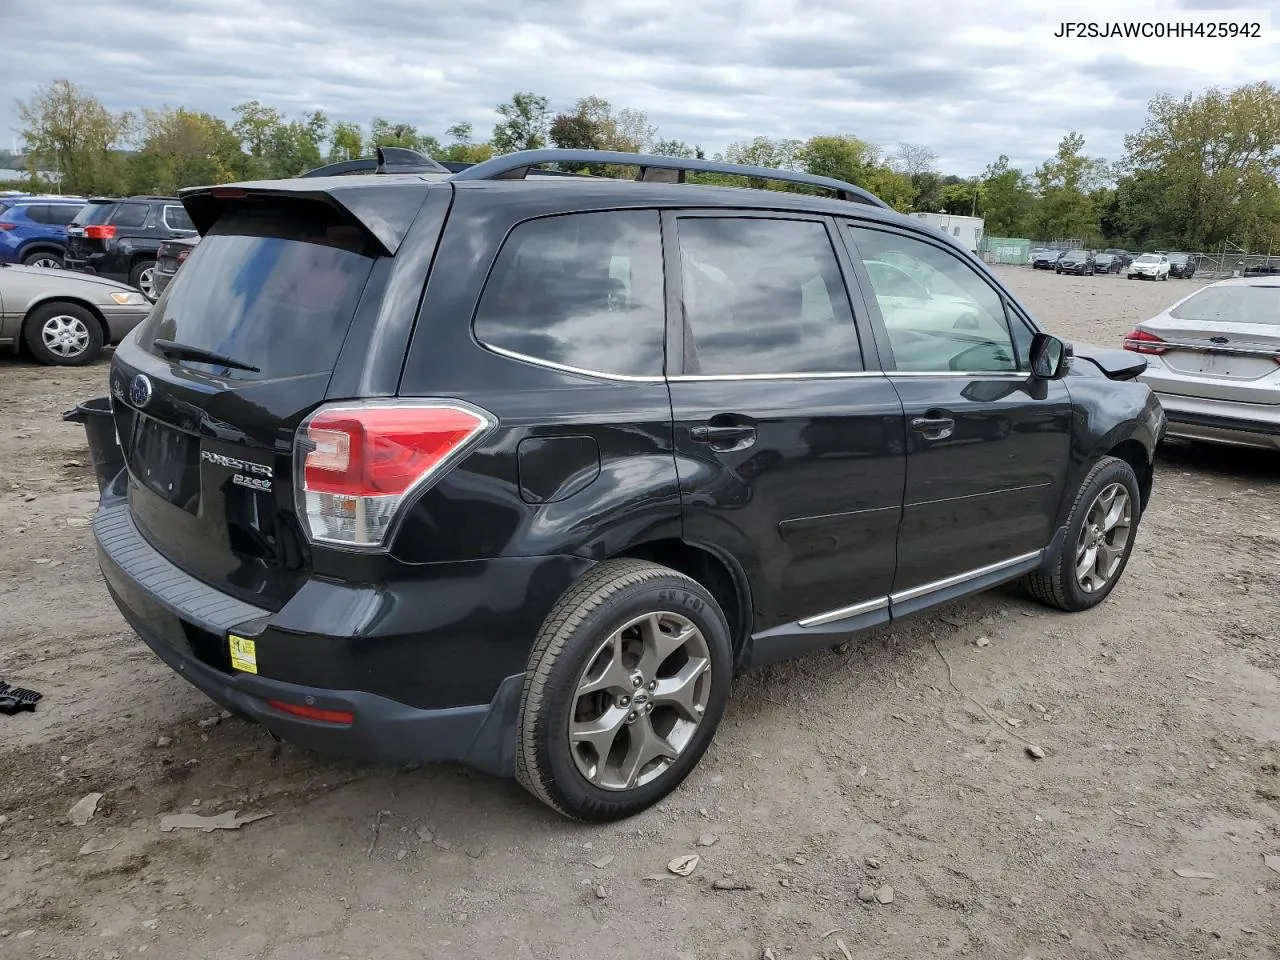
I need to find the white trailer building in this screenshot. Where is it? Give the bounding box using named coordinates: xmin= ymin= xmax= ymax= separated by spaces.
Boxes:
xmin=909 ymin=212 xmax=985 ymax=254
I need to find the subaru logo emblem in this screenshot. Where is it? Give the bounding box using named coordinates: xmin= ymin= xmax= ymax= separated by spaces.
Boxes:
xmin=129 ymin=374 xmax=153 ymax=407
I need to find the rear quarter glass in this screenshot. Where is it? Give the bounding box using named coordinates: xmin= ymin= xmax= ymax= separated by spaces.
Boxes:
xmin=71 ymin=203 xmax=115 ymax=226
xmin=133 ymin=199 xmax=378 ymax=381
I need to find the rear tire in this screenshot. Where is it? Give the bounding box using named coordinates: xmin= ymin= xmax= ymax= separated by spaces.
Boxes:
xmin=23 ymin=302 xmax=103 ymax=366
xmin=516 ymin=559 xmax=733 ymax=822
xmin=130 ymin=260 xmax=157 ymax=298
xmin=1025 ymin=456 xmax=1142 ymax=613
xmin=22 ymin=250 xmax=64 ymax=269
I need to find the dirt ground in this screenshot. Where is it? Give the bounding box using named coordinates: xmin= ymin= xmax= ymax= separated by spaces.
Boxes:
xmin=1 ymin=266 xmax=1277 ymax=960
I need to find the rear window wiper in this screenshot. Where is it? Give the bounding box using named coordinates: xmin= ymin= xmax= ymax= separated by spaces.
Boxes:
xmin=152 ymin=338 xmax=261 ymax=373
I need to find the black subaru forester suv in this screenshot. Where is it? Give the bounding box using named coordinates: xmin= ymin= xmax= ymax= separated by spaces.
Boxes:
xmin=92 ymin=148 xmax=1165 ymax=822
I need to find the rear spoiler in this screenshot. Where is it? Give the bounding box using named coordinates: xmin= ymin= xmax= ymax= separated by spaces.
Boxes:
xmin=179 ymin=178 xmax=434 ymax=256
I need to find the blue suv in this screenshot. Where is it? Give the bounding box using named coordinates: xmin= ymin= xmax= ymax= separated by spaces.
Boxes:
xmin=0 ymin=195 xmax=88 ymax=268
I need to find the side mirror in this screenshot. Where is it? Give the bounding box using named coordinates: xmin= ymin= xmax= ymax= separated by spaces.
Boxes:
xmin=1030 ymin=333 xmax=1068 ymax=379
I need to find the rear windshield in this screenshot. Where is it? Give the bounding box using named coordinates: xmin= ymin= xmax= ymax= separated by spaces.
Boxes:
xmin=72 ymin=202 xmax=116 ymax=226
xmin=135 ymin=200 xmax=377 ymax=380
xmin=1168 ymin=285 xmax=1280 ymax=325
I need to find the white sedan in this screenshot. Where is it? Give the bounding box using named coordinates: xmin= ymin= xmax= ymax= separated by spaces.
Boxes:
xmin=1123 ymin=277 xmax=1280 ymax=449
xmin=1127 ymin=253 xmax=1170 ymax=281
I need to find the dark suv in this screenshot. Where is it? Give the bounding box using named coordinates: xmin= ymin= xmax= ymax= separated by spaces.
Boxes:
xmin=90 ymin=149 xmax=1165 ymax=822
xmin=65 ymin=196 xmax=197 ymax=297
xmin=1055 ymin=249 xmax=1096 ymax=275
xmin=1166 ymin=252 xmax=1197 ymax=279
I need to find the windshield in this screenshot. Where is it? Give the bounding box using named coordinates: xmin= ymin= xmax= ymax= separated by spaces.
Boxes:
xmin=1167 ymin=254 xmax=1189 ymax=263
xmin=1136 ymin=254 xmax=1159 ymax=263
xmin=1065 ymin=250 xmax=1087 ymax=258
xmin=1168 ymin=285 xmax=1280 ymax=325
xmin=135 ymin=200 xmax=377 ymax=380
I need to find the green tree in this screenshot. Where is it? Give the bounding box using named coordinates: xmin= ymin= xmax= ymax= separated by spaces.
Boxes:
xmin=891 ymin=142 xmax=940 ymax=210
xmin=1033 ymin=132 xmax=1108 ymax=241
xmin=1122 ymin=82 xmax=1280 ymax=249
xmin=15 ymin=79 xmax=130 ymax=194
xmin=939 ymin=180 xmax=980 ymax=216
xmin=491 ymin=93 xmax=550 ymax=153
xmin=980 ymin=155 xmax=1035 ymax=236
xmin=328 ymin=121 xmax=363 ymax=161
xmin=440 ymin=122 xmax=493 ymax=163
xmin=129 ymin=107 xmax=248 ymax=193
xmin=231 ymin=99 xmax=284 ymax=176
xmin=652 ymin=139 xmax=702 ymax=159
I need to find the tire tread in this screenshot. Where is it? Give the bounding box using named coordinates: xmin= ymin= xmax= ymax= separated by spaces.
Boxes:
xmin=515 ymin=559 xmax=708 ymax=820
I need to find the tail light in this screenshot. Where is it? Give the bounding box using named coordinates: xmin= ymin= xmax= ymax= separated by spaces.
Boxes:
xmin=0 ymin=222 xmax=14 ymax=231
xmin=84 ymin=224 xmax=117 ymax=240
xmin=294 ymin=400 xmax=496 ymax=550
xmin=177 ymin=248 xmax=191 ymax=262
xmin=1122 ymin=329 xmax=1167 ymax=355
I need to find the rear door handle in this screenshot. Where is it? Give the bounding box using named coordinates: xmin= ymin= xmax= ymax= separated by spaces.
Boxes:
xmin=910 ymin=416 xmax=955 ymax=440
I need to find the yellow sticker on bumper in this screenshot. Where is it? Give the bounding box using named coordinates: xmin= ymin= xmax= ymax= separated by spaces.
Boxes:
xmin=229 ymin=634 xmax=258 ymax=674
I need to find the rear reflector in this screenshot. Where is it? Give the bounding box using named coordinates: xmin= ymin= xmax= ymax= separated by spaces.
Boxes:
xmin=1122 ymin=329 xmax=1167 ymax=355
xmin=0 ymin=223 xmax=14 ymax=231
xmin=295 ymin=400 xmax=495 ymax=550
xmin=266 ymin=699 xmax=355 ymax=725
xmin=84 ymin=224 xmax=116 ymax=240
xmin=177 ymin=248 xmax=191 ymax=262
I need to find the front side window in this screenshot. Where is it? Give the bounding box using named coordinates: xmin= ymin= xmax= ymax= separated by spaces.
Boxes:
xmin=850 ymin=225 xmax=1017 ymax=373
xmin=676 ymin=217 xmax=862 ymax=375
xmin=473 ymin=210 xmax=665 ymax=377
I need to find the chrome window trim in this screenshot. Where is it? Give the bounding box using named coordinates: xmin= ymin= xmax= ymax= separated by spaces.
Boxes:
xmin=479 ymin=343 xmax=667 ymax=382
xmin=669 ymin=371 xmax=886 ymax=382
xmin=888 ymin=371 xmax=1029 ymax=380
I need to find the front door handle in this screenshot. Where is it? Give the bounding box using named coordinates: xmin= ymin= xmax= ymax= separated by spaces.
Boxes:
xmin=910 ymin=416 xmax=955 ymax=440
xmin=691 ymin=424 xmax=756 ymax=445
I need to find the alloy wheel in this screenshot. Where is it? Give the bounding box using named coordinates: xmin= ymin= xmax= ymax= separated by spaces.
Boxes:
xmin=40 ymin=314 xmax=91 ymax=359
xmin=568 ymin=611 xmax=713 ymax=791
xmin=137 ymin=266 xmax=156 ymax=298
xmin=28 ymin=256 xmax=62 ymax=269
xmin=1075 ymin=482 xmax=1133 ymax=593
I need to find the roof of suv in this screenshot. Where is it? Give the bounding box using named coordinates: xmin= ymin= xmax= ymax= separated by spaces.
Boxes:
xmin=180 ymin=148 xmax=947 ymax=259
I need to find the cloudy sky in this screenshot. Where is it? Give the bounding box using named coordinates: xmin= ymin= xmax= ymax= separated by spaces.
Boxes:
xmin=2 ymin=0 xmax=1277 ymax=176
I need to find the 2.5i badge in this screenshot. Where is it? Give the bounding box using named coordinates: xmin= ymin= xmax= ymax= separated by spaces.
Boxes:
xmin=228 ymin=634 xmax=258 ymax=674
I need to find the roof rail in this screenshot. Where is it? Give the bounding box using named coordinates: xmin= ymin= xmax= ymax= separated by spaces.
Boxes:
xmin=448 ymin=148 xmax=891 ymax=208
xmin=300 ymin=146 xmax=451 ymax=178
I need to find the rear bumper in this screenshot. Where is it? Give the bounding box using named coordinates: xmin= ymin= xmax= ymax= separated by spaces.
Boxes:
xmin=1152 ymin=391 xmax=1280 ymax=450
xmin=91 ymin=487 xmax=529 ymax=774
xmin=65 ymin=253 xmax=128 ymax=284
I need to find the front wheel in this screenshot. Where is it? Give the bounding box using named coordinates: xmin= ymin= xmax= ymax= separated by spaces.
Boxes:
xmin=1025 ymin=456 xmax=1142 ymax=612
xmin=23 ymin=302 xmax=104 ymax=366
xmin=516 ymin=559 xmax=733 ymax=821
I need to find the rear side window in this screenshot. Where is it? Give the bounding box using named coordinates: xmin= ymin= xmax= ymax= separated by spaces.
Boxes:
xmin=22 ymin=205 xmax=51 ymax=224
xmin=45 ymin=204 xmax=83 ymax=225
xmin=134 ymin=200 xmax=377 ymax=380
xmin=72 ymin=202 xmax=115 ymax=226
xmin=110 ymin=203 xmax=149 ymax=228
xmin=164 ymin=205 xmax=194 ymax=231
xmin=675 ymin=217 xmax=862 ymax=375
xmin=473 ymin=210 xmax=665 ymax=377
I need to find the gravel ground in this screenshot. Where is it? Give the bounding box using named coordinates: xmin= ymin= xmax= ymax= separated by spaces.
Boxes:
xmin=1 ymin=266 xmax=1277 ymax=960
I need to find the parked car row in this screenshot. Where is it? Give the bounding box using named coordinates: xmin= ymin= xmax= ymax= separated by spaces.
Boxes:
xmin=1 ymin=192 xmax=201 ymax=365
xmin=1028 ymin=246 xmax=1198 ymax=280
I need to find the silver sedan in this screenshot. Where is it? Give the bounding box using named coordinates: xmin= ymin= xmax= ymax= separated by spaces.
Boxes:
xmin=0 ymin=263 xmax=152 ymax=366
xmin=1124 ymin=277 xmax=1280 ymax=450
